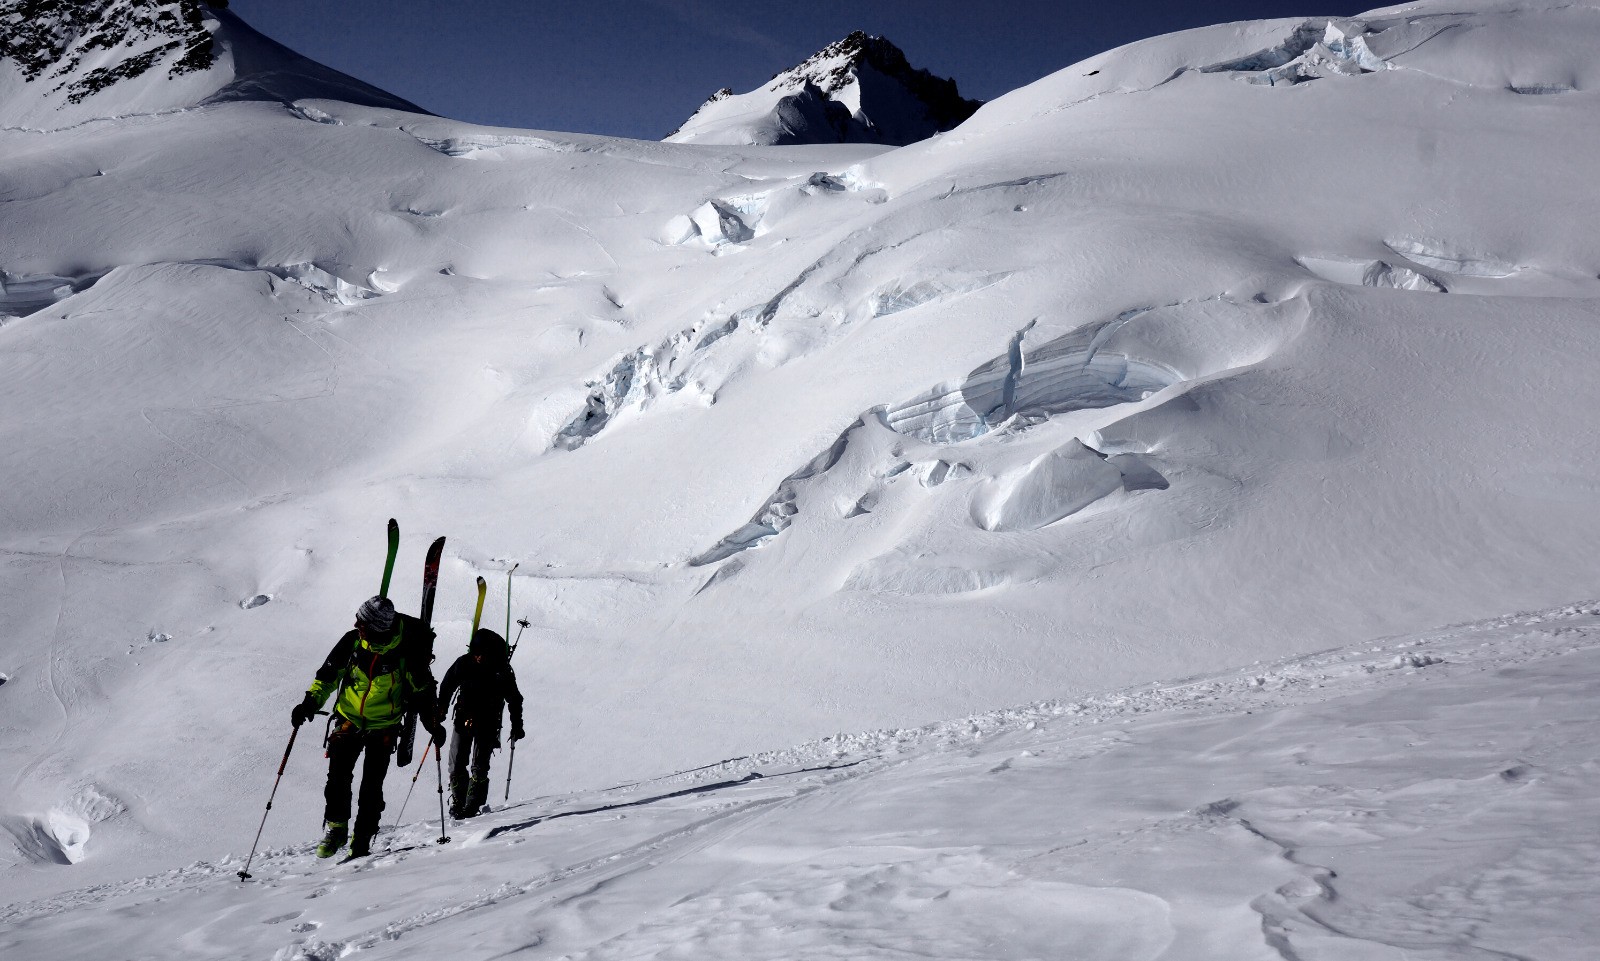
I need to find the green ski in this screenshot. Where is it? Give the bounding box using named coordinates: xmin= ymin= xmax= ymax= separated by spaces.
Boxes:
xmin=379 ymin=518 xmax=399 ymax=597
xmin=326 ymin=518 xmax=400 ymax=751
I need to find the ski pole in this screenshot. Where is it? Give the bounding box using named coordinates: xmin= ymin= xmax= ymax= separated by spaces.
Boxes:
xmin=434 ymin=739 xmax=451 ymax=844
xmin=510 ymin=618 xmax=529 ymax=658
xmin=238 ymin=724 xmax=304 ymax=881
xmin=504 ymin=739 xmax=516 ymax=802
xmin=393 ymin=741 xmax=432 ymax=826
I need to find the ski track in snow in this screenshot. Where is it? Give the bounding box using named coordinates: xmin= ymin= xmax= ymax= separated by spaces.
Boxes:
xmin=3 ymin=602 xmax=1598 ymax=959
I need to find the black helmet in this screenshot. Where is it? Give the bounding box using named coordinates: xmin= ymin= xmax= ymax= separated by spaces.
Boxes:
xmin=469 ymin=628 xmax=508 ymax=659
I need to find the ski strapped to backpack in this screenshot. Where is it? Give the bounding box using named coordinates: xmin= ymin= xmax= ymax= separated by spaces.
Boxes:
xmin=505 ymin=563 xmax=518 ymax=639
xmin=473 ymin=575 xmax=487 ymax=636
xmin=327 ymin=518 xmax=402 ymax=750
xmin=437 ymin=576 xmax=488 ymax=723
xmin=379 ymin=518 xmax=399 ymax=598
xmin=503 ymin=563 xmax=523 ymax=803
xmin=395 ymin=536 xmax=445 ymax=767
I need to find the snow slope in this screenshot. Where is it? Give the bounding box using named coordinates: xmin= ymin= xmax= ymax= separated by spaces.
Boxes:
xmin=666 ymin=32 xmax=981 ymax=146
xmin=4 ymin=605 xmax=1598 ymax=958
xmin=3 ymin=0 xmax=1600 ymax=942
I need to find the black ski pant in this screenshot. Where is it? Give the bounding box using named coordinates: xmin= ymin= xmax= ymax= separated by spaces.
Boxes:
xmin=447 ymin=721 xmax=497 ymax=815
xmin=324 ymin=718 xmax=396 ymax=843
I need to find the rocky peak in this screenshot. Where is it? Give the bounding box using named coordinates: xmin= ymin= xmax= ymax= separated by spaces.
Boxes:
xmin=774 ymin=31 xmax=980 ymax=130
xmin=669 ymin=31 xmax=982 ymax=147
xmin=0 ymin=0 xmax=226 ymax=103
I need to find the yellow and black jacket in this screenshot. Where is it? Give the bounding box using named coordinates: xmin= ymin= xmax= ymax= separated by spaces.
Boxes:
xmin=305 ymin=613 xmax=438 ymax=731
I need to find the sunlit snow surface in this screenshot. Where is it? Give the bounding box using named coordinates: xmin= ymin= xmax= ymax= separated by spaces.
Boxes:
xmin=5 ymin=0 xmax=1600 ymax=952
xmin=3 ymin=605 xmax=1598 ymax=959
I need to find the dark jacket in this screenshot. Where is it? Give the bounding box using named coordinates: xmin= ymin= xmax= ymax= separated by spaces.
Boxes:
xmin=437 ymin=630 xmax=524 ymax=734
xmin=306 ymin=612 xmax=438 ymax=731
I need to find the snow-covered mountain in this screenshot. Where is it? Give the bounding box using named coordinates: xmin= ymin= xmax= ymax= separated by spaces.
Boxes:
xmin=666 ymin=31 xmax=982 ymax=146
xmin=0 ymin=0 xmax=420 ymax=129
xmin=4 ymin=0 xmax=1600 ymax=955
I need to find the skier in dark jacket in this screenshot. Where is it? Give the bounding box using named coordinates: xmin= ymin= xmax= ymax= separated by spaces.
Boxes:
xmin=290 ymin=595 xmax=446 ymax=858
xmin=435 ymin=627 xmax=524 ymax=819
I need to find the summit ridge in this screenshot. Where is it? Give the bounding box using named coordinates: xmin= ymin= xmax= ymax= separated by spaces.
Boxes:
xmin=667 ymin=31 xmax=982 ymax=146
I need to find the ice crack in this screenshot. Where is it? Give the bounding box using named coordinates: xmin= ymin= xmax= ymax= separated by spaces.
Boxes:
xmin=1202 ymin=20 xmax=1394 ymax=86
xmin=553 ymin=316 xmax=732 ymax=451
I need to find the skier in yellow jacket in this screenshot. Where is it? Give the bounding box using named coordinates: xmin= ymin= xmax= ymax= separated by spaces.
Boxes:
xmin=290 ymin=596 xmax=446 ymax=858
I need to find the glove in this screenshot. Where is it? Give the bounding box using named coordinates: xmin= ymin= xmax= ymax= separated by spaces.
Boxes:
xmin=290 ymin=693 xmax=318 ymax=727
xmin=510 ymin=726 xmax=525 ymax=742
xmin=427 ymin=720 xmax=448 ymax=747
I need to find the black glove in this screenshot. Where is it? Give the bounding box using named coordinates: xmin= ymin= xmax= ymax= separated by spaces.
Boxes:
xmin=510 ymin=726 xmax=525 ymax=742
xmin=427 ymin=720 xmax=448 ymax=746
xmin=290 ymin=693 xmax=318 ymax=727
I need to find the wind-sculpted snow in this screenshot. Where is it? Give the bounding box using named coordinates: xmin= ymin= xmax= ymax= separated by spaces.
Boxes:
xmin=1298 ymin=255 xmax=1448 ymax=292
xmin=695 ymin=296 xmax=1294 ymax=565
xmin=968 ymin=440 xmax=1131 ymax=533
xmin=1384 ymin=237 xmax=1520 ymax=278
xmin=1508 ymin=82 xmax=1574 ymax=95
xmin=552 ymin=319 xmax=724 ymax=451
xmin=1298 ymin=238 xmax=1600 ymax=298
xmin=661 ymin=201 xmax=754 ymax=248
xmin=1361 ymin=260 xmax=1446 ymax=292
xmin=866 ymin=273 xmax=1008 ymax=318
xmin=258 ymin=262 xmax=384 ymax=304
xmin=883 ymin=312 xmax=1184 ymax=444
xmin=1202 ymin=20 xmax=1396 ymax=85
xmin=1 ymin=783 xmax=123 ymax=866
xmin=662 ymin=170 xmax=888 ymax=249
xmin=562 ymin=201 xmax=1009 ymax=453
xmin=403 ymin=130 xmax=572 ymax=159
xmin=0 ymin=271 xmax=102 ymax=319
xmin=690 ymin=425 xmax=855 ymax=566
xmin=1 ymin=259 xmax=383 ymax=320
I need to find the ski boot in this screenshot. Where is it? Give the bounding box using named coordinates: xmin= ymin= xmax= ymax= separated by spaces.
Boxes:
xmin=348 ymin=831 xmax=373 ymax=859
xmin=315 ymin=821 xmax=348 ymax=859
xmin=464 ymin=777 xmax=488 ymax=818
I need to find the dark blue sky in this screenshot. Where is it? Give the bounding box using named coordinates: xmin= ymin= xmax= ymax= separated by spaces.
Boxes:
xmin=229 ymin=1 xmax=1357 ymax=139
